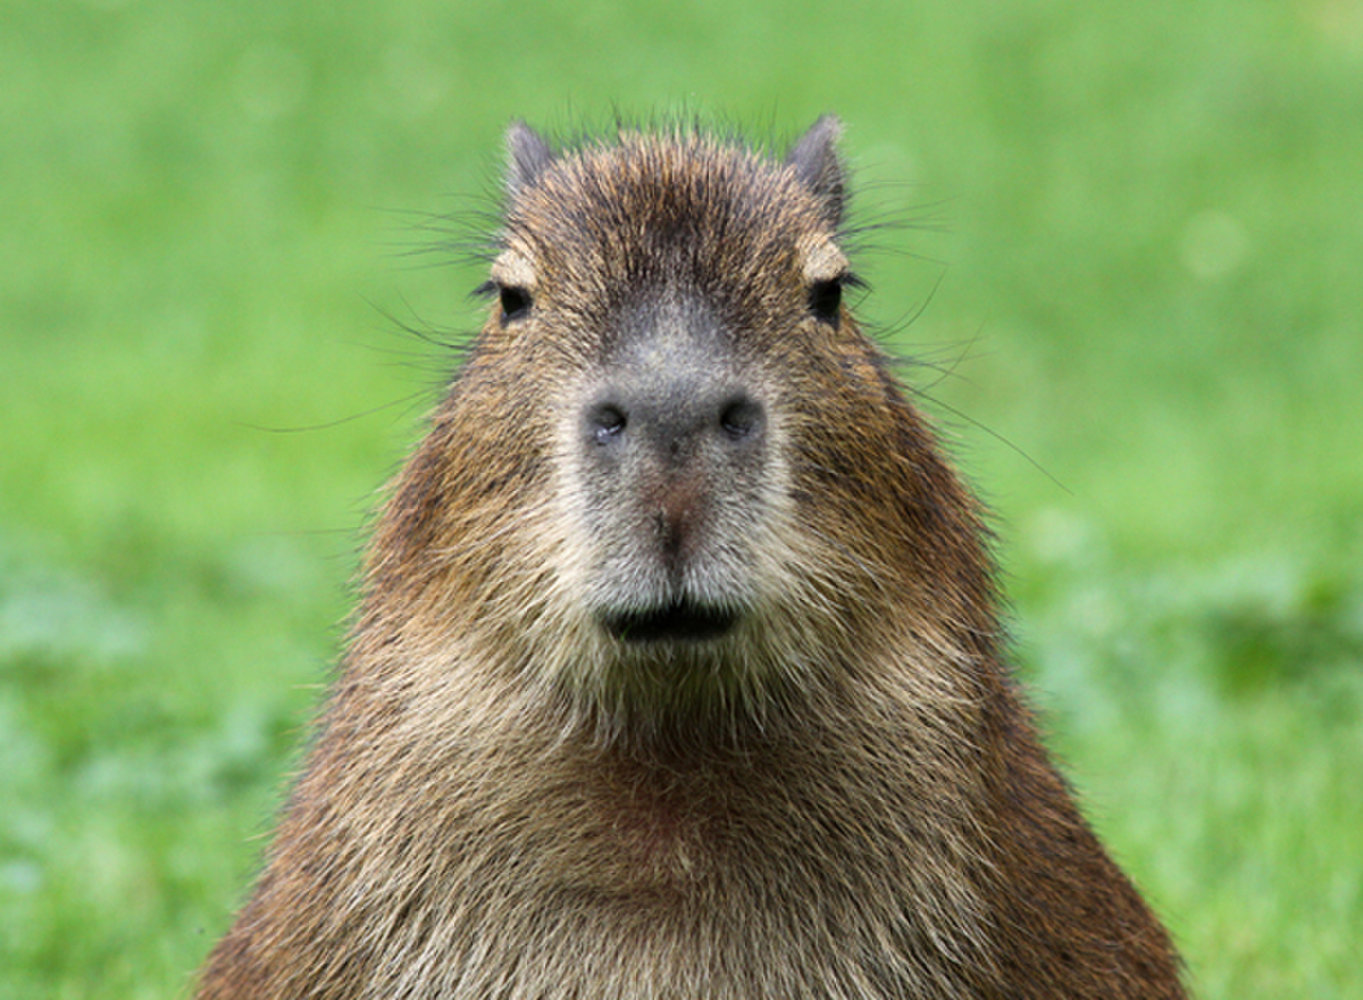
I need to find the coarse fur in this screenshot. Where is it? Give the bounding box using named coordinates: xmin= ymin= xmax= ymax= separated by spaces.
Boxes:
xmin=197 ymin=118 xmax=1187 ymax=999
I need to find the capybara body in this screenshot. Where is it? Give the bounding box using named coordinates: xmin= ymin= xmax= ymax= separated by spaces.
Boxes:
xmin=197 ymin=118 xmax=1185 ymax=999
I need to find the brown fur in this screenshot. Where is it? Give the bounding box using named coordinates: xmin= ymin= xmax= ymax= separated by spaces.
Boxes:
xmin=196 ymin=119 xmax=1186 ymax=999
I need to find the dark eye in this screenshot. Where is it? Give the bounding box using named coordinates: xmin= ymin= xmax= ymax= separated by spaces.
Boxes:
xmin=808 ymin=279 xmax=842 ymax=324
xmin=499 ymin=285 xmax=532 ymax=322
xmin=719 ymin=396 xmax=763 ymax=440
xmin=587 ymin=403 xmax=627 ymax=446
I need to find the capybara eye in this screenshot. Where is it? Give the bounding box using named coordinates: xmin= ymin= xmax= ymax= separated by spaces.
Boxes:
xmin=808 ymin=279 xmax=842 ymax=323
xmin=500 ymin=285 xmax=532 ymax=322
xmin=719 ymin=396 xmax=763 ymax=440
xmin=588 ymin=403 xmax=627 ymax=445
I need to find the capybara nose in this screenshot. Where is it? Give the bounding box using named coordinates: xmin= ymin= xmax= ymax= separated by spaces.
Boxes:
xmin=582 ymin=383 xmax=764 ymax=463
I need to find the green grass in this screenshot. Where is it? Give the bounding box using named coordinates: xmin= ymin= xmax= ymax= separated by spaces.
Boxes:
xmin=3 ymin=1 xmax=1360 ymax=996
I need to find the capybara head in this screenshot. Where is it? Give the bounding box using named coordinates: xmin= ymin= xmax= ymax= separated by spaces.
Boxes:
xmin=373 ymin=118 xmax=992 ymax=742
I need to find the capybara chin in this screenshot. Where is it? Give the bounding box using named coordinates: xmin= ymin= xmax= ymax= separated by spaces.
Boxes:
xmin=196 ymin=116 xmax=1187 ymax=999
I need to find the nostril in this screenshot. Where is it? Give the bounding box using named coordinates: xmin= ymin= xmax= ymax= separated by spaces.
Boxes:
xmin=588 ymin=403 xmax=628 ymax=446
xmin=719 ymin=396 xmax=764 ymax=441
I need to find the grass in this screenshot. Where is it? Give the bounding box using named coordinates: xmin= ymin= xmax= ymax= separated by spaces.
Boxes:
xmin=2 ymin=0 xmax=1360 ymax=996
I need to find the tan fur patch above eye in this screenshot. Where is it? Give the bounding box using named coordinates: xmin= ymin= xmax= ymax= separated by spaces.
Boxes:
xmin=799 ymin=238 xmax=849 ymax=284
xmin=492 ymin=248 xmax=538 ymax=290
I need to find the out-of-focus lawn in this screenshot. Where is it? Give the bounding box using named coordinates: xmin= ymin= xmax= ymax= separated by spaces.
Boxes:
xmin=2 ymin=2 xmax=1359 ymax=997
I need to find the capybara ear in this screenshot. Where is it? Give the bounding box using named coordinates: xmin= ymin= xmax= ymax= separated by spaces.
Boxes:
xmin=505 ymin=120 xmax=556 ymax=197
xmin=786 ymin=115 xmax=845 ymax=228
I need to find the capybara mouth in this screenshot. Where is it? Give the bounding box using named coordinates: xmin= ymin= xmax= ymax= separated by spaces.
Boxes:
xmin=603 ymin=601 xmax=738 ymax=643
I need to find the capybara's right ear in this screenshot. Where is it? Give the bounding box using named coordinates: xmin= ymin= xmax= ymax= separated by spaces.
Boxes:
xmin=786 ymin=115 xmax=845 ymax=229
xmin=506 ymin=121 xmax=556 ymax=197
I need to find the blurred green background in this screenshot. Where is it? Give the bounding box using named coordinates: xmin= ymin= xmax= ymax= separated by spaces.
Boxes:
xmin=3 ymin=0 xmax=1360 ymax=996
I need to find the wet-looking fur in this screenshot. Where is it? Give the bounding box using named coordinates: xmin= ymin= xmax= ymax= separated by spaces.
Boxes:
xmin=196 ymin=118 xmax=1186 ymax=999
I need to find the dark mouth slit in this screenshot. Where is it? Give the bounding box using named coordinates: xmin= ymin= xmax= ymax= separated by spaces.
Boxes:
xmin=603 ymin=601 xmax=738 ymax=643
